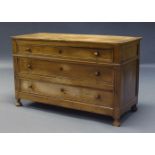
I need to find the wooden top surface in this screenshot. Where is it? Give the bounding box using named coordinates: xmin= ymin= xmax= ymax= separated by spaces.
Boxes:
xmin=12 ymin=33 xmax=142 ymax=45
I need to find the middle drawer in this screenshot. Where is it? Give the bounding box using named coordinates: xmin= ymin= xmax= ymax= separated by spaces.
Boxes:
xmin=16 ymin=57 xmax=114 ymax=90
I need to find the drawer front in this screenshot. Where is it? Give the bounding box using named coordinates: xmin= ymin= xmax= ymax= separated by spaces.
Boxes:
xmin=17 ymin=57 xmax=114 ymax=90
xmin=19 ymin=79 xmax=114 ymax=108
xmin=16 ymin=41 xmax=113 ymax=63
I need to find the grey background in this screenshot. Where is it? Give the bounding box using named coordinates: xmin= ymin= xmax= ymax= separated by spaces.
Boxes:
xmin=0 ymin=22 xmax=155 ymax=63
xmin=0 ymin=23 xmax=155 ymax=132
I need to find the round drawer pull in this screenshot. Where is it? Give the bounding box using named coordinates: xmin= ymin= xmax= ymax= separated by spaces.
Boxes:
xmin=95 ymin=71 xmax=100 ymax=76
xmin=25 ymin=48 xmax=32 ymax=53
xmin=60 ymin=88 xmax=65 ymax=92
xmin=59 ymin=50 xmax=63 ymax=54
xmin=59 ymin=67 xmax=63 ymax=71
xmin=95 ymin=94 xmax=101 ymax=100
xmin=28 ymin=84 xmax=33 ymax=89
xmin=27 ymin=64 xmax=32 ymax=70
xmin=94 ymin=51 xmax=99 ymax=56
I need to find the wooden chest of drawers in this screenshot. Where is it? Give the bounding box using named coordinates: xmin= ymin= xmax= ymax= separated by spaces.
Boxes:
xmin=12 ymin=33 xmax=142 ymax=126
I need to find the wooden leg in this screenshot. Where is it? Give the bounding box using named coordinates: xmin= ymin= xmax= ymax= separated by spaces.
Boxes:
xmin=113 ymin=108 xmax=121 ymax=127
xmin=15 ymin=99 xmax=22 ymax=107
xmin=113 ymin=118 xmax=121 ymax=127
xmin=131 ymin=104 xmax=137 ymax=112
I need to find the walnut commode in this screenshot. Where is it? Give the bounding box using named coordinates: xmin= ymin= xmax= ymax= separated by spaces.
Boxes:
xmin=12 ymin=33 xmax=141 ymax=126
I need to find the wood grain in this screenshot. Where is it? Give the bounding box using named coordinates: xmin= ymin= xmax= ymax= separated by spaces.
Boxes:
xmin=12 ymin=33 xmax=142 ymax=45
xmin=12 ymin=33 xmax=142 ymax=126
xmin=16 ymin=40 xmax=114 ymax=63
xmin=17 ymin=57 xmax=114 ymax=90
xmin=19 ymin=78 xmax=114 ymax=108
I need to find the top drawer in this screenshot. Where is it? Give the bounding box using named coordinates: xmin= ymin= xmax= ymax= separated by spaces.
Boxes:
xmin=14 ymin=40 xmax=114 ymax=63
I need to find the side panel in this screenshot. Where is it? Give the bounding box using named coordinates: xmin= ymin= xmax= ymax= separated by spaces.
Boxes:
xmin=120 ymin=42 xmax=140 ymax=114
xmin=12 ymin=40 xmax=20 ymax=100
xmin=120 ymin=41 xmax=139 ymax=63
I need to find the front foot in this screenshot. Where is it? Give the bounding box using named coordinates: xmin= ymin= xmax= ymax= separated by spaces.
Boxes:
xmin=131 ymin=104 xmax=137 ymax=112
xmin=15 ymin=99 xmax=22 ymax=107
xmin=113 ymin=119 xmax=121 ymax=127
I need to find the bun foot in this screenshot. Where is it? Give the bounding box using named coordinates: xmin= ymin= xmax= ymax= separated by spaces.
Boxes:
xmin=113 ymin=119 xmax=121 ymax=127
xmin=15 ymin=99 xmax=22 ymax=107
xmin=131 ymin=104 xmax=137 ymax=112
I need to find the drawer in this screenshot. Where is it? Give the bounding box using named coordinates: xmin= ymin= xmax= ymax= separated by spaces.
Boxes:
xmin=17 ymin=57 xmax=114 ymax=90
xmin=16 ymin=41 xmax=113 ymax=63
xmin=19 ymin=79 xmax=114 ymax=108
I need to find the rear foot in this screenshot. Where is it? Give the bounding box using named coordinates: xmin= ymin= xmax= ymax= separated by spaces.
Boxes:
xmin=131 ymin=104 xmax=137 ymax=112
xmin=113 ymin=119 xmax=121 ymax=127
xmin=15 ymin=99 xmax=22 ymax=106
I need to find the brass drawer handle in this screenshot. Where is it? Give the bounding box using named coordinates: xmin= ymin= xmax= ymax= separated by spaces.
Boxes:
xmin=27 ymin=64 xmax=32 ymax=70
xmin=25 ymin=48 xmax=32 ymax=53
xmin=95 ymin=71 xmax=100 ymax=76
xmin=94 ymin=51 xmax=99 ymax=56
xmin=95 ymin=94 xmax=101 ymax=100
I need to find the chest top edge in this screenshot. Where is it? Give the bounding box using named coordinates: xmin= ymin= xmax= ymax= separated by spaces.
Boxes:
xmin=11 ymin=33 xmax=142 ymax=45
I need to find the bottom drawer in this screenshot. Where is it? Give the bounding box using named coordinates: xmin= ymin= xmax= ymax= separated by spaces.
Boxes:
xmin=19 ymin=79 xmax=114 ymax=108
